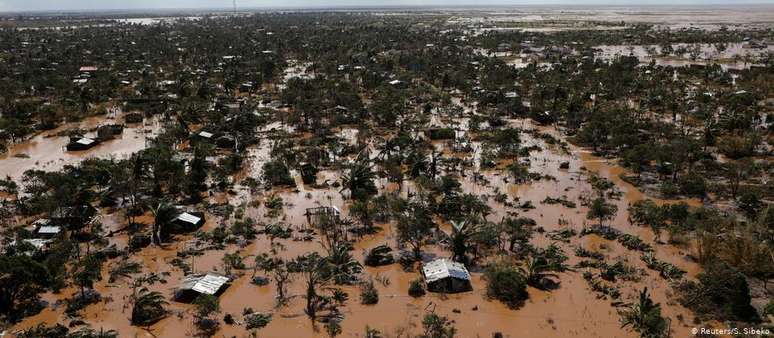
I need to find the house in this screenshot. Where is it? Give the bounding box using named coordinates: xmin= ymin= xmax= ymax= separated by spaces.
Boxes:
xmin=425 ymin=127 xmax=456 ymax=140
xmin=299 ymin=162 xmax=318 ymax=185
xmin=304 ymin=206 xmax=341 ymax=227
xmin=175 ymin=272 xmax=230 ymax=301
xmin=216 ymin=135 xmax=236 ymax=149
xmin=388 ymin=79 xmax=406 ymax=88
xmin=196 ymin=131 xmax=214 ymax=141
xmin=79 ymin=66 xmax=99 ymax=72
xmin=16 ymin=238 xmax=53 ymax=253
xmin=35 ymin=226 xmax=62 ymax=238
xmin=172 ymin=211 xmax=206 ymax=232
xmin=422 ymin=258 xmax=472 ymax=293
xmin=66 ymin=137 xmax=98 ymax=151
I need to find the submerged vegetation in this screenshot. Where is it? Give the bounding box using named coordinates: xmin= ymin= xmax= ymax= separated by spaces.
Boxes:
xmin=0 ymin=6 xmax=771 ymax=338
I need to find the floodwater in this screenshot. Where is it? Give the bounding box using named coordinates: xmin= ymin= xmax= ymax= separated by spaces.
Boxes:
xmin=595 ymin=42 xmax=773 ymax=70
xmin=4 ymin=107 xmax=708 ymax=338
xmin=0 ymin=116 xmax=161 ymax=183
xmin=0 ymin=113 xmax=162 ymax=183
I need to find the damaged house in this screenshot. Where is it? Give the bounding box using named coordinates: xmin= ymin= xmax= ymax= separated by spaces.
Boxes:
xmin=422 ymin=258 xmax=472 ymax=293
xmin=175 ymin=272 xmax=230 ymax=301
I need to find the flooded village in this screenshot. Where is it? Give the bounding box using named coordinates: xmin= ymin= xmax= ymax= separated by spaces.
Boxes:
xmin=0 ymin=5 xmax=772 ymax=338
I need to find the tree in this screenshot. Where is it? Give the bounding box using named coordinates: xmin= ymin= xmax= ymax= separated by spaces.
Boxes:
xmin=149 ymin=201 xmax=177 ymax=245
xmin=262 ymin=160 xmax=295 ymax=188
xmin=185 ymin=148 xmax=208 ymax=201
xmin=0 ymin=255 xmax=50 ymax=322
xmin=724 ymin=158 xmax=756 ymax=199
xmin=737 ymin=191 xmax=762 ymax=219
xmin=193 ymin=294 xmax=221 ymax=336
xmin=245 ymin=311 xmax=272 ymax=331
xmin=131 ymin=289 xmax=168 ymax=326
xmin=359 ymin=279 xmax=379 ymax=305
xmin=325 ymin=320 xmax=342 ymax=338
xmin=484 ymin=260 xmax=529 ymax=308
xmin=619 ymin=288 xmax=669 ymax=338
xmin=420 ymin=313 xmax=457 ymax=338
xmin=587 ymin=197 xmax=618 ymax=226
xmin=72 ymin=254 xmax=103 ymax=298
xmin=340 ymin=151 xmax=377 ymax=200
xmin=521 ymin=254 xmax=559 ymax=290
xmin=500 ymin=217 xmax=535 ymax=253
xmin=677 ymin=261 xmax=760 ymax=322
xmin=293 ymin=252 xmax=333 ymax=321
xmin=396 ymin=203 xmax=435 ymax=260
xmin=326 ymin=243 xmax=363 ymax=285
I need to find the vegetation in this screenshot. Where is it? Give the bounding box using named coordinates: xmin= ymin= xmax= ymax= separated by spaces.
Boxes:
xmin=0 ymin=7 xmax=771 ymax=338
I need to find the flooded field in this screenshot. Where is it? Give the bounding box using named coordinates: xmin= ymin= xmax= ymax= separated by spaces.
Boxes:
xmin=0 ymin=113 xmax=163 ymax=182
xmin=0 ymin=6 xmax=771 ymax=338
xmin=4 ymin=108 xmax=707 ymax=337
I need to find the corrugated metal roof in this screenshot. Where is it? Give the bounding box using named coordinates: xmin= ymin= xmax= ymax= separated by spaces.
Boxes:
xmin=37 ymin=226 xmax=61 ymax=234
xmin=15 ymin=238 xmax=52 ymax=251
xmin=422 ymin=258 xmax=471 ymax=283
xmin=176 ymin=212 xmax=201 ymax=225
xmin=199 ymin=131 xmax=214 ymax=138
xmin=180 ymin=273 xmax=229 ymax=295
xmin=76 ymin=138 xmax=96 ymax=145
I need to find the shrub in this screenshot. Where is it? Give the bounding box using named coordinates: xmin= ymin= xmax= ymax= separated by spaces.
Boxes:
xmin=360 ymin=279 xmax=379 ymax=305
xmin=420 ymin=313 xmax=456 ymax=338
xmin=408 ymin=279 xmax=426 ymax=297
xmin=483 ymin=261 xmax=528 ymax=308
xmin=262 ymin=160 xmax=295 ymax=187
xmin=676 ymin=261 xmax=760 ymax=322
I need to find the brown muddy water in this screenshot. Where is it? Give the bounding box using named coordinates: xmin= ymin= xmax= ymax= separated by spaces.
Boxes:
xmin=5 ymin=108 xmax=705 ymax=337
xmin=0 ymin=113 xmax=163 ymax=183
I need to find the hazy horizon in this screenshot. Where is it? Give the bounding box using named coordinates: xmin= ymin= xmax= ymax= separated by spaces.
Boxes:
xmin=1 ymin=0 xmax=774 ymax=13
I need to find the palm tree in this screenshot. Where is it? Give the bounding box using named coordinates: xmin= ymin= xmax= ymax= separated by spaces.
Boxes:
xmin=450 ymin=219 xmax=482 ymax=263
xmin=520 ymin=255 xmax=559 ymax=290
xmin=131 ymin=288 xmax=169 ymax=326
xmin=340 ymin=151 xmax=377 ymax=200
xmin=620 ymin=288 xmax=669 ymax=338
xmin=108 ymin=261 xmax=141 ymax=283
xmin=326 ymin=242 xmax=363 ymax=285
xmin=149 ymin=201 xmax=177 ymax=245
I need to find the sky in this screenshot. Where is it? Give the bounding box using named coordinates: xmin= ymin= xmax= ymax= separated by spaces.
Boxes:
xmin=0 ymin=0 xmax=772 ymax=12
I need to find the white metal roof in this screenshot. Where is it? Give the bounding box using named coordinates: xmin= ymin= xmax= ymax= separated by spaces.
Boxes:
xmin=37 ymin=226 xmax=61 ymax=234
xmin=76 ymin=138 xmax=96 ymax=145
xmin=199 ymin=131 xmax=214 ymax=138
xmin=176 ymin=212 xmax=202 ymax=225
xmin=422 ymin=258 xmax=471 ymax=283
xmin=22 ymin=238 xmax=52 ymax=250
xmin=180 ymin=273 xmax=229 ymax=295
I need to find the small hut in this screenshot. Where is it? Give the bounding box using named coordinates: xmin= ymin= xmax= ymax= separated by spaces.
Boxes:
xmin=216 ymin=135 xmax=236 ymax=149
xmin=422 ymin=258 xmax=472 ymax=293
xmin=33 ymin=220 xmax=62 ymax=239
xmin=195 ymin=131 xmax=215 ymax=142
xmin=304 ymin=206 xmax=341 ymax=227
xmin=172 ymin=212 xmax=206 ymax=232
xmin=299 ymin=162 xmax=318 ymax=185
xmin=66 ymin=137 xmax=98 ymax=151
xmin=175 ymin=273 xmax=230 ymax=301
